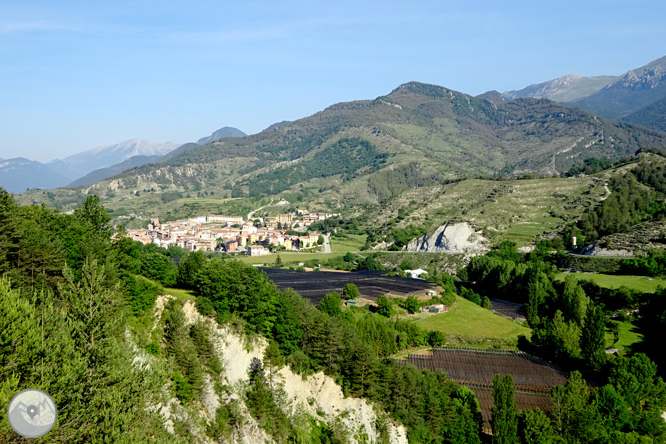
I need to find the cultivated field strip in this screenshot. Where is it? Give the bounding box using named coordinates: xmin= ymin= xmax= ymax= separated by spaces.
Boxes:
xmin=398 ymin=348 xmax=567 ymax=431
xmin=406 ymin=348 xmax=568 ymax=388
xmin=261 ymin=268 xmax=437 ymax=303
xmin=473 ymin=389 xmax=552 ymax=433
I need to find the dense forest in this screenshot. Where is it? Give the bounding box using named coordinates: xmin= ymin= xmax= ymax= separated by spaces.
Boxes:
xmin=2 ymin=189 xmax=665 ymax=443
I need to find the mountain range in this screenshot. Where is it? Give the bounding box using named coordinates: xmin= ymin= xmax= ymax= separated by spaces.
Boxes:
xmin=20 ymin=79 xmax=664 ymax=220
xmin=502 ymin=55 xmax=666 ymax=131
xmin=13 ymin=54 xmax=666 ymax=221
xmin=1 ymin=127 xmax=246 ymax=193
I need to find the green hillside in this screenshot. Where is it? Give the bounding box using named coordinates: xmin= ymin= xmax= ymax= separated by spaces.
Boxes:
xmin=412 ymin=296 xmax=530 ymax=346
xmin=624 ymin=96 xmax=666 ymax=132
xmin=18 ymin=82 xmax=666 ymax=238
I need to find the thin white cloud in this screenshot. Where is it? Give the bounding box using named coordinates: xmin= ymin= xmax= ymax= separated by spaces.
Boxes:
xmin=169 ymin=25 xmax=288 ymax=44
xmin=0 ymin=21 xmax=87 ymax=34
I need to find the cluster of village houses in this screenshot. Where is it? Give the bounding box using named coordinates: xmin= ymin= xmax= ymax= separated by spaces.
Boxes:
xmin=125 ymin=210 xmax=339 ymax=255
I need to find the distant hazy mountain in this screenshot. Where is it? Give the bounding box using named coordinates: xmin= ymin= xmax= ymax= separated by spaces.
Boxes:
xmin=68 ymin=155 xmax=162 ymax=187
xmin=0 ymin=138 xmax=180 ymax=193
xmin=196 ymin=127 xmax=246 ymax=145
xmin=48 ymin=139 xmax=181 ymax=179
xmin=570 ymin=55 xmax=666 ymax=120
xmin=0 ymin=158 xmax=70 ymax=193
xmin=503 ymin=75 xmax=618 ymax=103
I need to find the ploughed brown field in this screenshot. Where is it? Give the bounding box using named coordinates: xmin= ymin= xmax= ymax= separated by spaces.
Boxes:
xmin=260 ymin=268 xmax=438 ymax=304
xmin=400 ymin=348 xmax=569 ymax=432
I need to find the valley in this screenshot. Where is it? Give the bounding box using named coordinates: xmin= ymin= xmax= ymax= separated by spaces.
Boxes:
xmin=5 ymin=64 xmax=666 ymax=444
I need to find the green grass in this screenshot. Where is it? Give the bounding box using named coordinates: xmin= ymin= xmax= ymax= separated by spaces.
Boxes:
xmin=330 ymin=234 xmax=367 ymax=252
xmin=238 ymin=252 xmax=345 ymax=265
xmin=412 ymin=296 xmax=531 ymax=340
xmin=605 ymin=320 xmax=643 ymax=352
xmin=554 ymin=273 xmax=666 ymax=293
xmin=164 ymin=287 xmax=196 ymax=301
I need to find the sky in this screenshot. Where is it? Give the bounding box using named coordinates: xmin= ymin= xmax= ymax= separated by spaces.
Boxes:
xmin=1 ymin=0 xmax=665 ymax=162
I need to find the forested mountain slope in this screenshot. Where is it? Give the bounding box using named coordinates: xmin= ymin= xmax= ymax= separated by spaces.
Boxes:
xmin=20 ymin=82 xmax=666 ymax=219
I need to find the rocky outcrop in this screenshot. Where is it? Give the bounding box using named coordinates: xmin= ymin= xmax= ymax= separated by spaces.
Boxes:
xmin=406 ymin=222 xmax=488 ymax=253
xmin=581 ymin=245 xmax=635 ymax=258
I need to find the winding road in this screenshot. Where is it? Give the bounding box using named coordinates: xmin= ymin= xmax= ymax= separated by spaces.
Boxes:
xmin=247 ymin=199 xmax=273 ymax=221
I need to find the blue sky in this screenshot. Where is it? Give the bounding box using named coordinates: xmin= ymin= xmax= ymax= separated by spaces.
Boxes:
xmin=1 ymin=0 xmax=665 ymax=162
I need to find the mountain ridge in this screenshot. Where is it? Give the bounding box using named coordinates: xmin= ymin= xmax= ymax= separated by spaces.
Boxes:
xmin=571 ymin=55 xmax=666 ymax=120
xmin=503 ymin=74 xmax=619 ymax=103
xmin=24 ymin=80 xmax=666 ymax=218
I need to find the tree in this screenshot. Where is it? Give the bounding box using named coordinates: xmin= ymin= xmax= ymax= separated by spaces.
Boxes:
xmin=141 ymin=252 xmax=178 ymax=287
xmin=482 ymin=296 xmax=493 ymax=310
xmin=274 ymin=254 xmax=283 ymax=267
xmin=402 ymin=295 xmax=419 ymax=314
xmin=609 ymin=353 xmax=666 ymax=413
xmin=492 ymin=374 xmax=518 ymax=444
xmin=317 ymin=235 xmax=324 ymax=245
xmin=357 ymin=255 xmax=381 ymax=271
xmin=263 ymin=340 xmax=285 ymax=388
xmin=344 ymin=252 xmax=355 ymax=262
xmin=580 ymin=302 xmax=606 ymax=371
xmin=194 ymin=260 xmax=279 ymax=335
xmin=550 ymin=371 xmax=589 ymax=435
xmin=342 ymin=282 xmax=360 ymax=300
xmin=562 ymin=275 xmax=589 ymax=326
xmin=526 ymin=269 xmax=549 ymax=327
xmin=177 ymin=250 xmax=204 ymax=289
xmin=376 ymin=295 xmax=393 ymax=317
xmin=319 ymin=292 xmax=342 ymax=317
xmin=547 ymin=310 xmax=582 ymax=359
xmin=74 ymin=195 xmax=114 ymax=238
xmin=517 ymin=408 xmax=553 ymax=444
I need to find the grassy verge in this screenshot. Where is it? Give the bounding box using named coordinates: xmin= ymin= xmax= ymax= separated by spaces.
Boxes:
xmin=411 ymin=296 xmax=531 ymax=345
xmin=605 ymin=320 xmax=643 ymax=352
xmin=329 ymin=234 xmax=367 ymax=252
xmin=164 ymin=287 xmax=196 ymax=301
xmin=554 ymin=272 xmax=666 ymax=293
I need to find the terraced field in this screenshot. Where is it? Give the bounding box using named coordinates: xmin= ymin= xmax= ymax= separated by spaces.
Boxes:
xmin=401 ymin=348 xmax=568 ymax=432
xmin=356 ymin=176 xmax=607 ymax=247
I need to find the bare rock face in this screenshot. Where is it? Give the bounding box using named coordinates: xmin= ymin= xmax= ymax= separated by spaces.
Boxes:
xmin=406 ymin=222 xmax=488 ymax=253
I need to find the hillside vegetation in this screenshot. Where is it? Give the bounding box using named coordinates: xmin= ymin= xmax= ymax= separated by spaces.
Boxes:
xmin=19 ymin=82 xmax=666 ymax=223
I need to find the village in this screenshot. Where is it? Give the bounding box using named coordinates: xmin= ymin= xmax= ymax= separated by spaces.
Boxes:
xmin=125 ymin=210 xmax=339 ymax=255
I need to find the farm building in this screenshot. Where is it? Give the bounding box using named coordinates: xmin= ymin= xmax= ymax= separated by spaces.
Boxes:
xmin=423 ymin=304 xmax=447 ymax=313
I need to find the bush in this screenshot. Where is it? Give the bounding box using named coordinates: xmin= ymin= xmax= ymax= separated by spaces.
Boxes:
xmin=319 ymin=292 xmax=342 ymax=316
xmin=376 ymin=295 xmax=393 ymax=317
xmin=400 ymin=296 xmax=420 ymax=314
